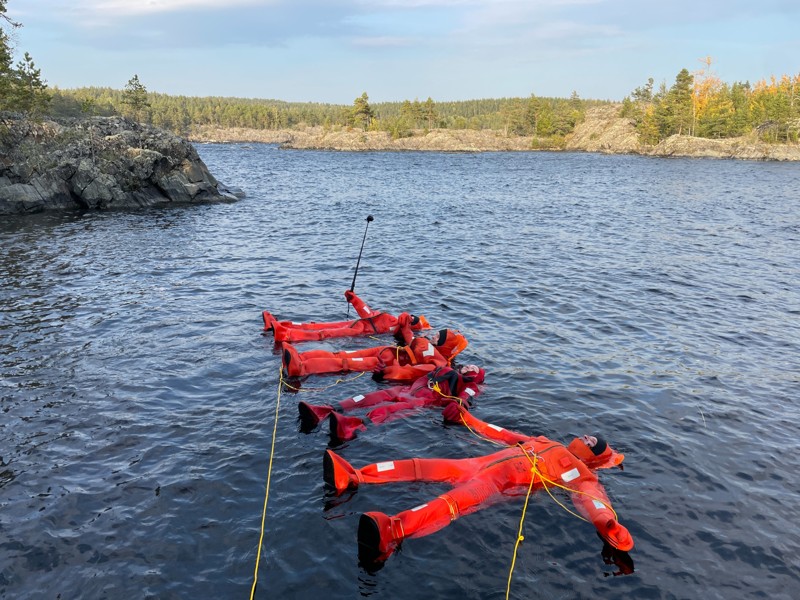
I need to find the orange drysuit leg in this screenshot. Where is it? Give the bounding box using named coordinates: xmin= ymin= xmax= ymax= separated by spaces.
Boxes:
xmin=358 ymin=476 xmax=507 ymax=557
xmin=356 ymin=455 xmax=497 ymax=486
xmin=287 ymin=345 xmax=395 ymax=376
xmin=338 ymin=386 xmax=410 ymax=411
xmin=324 ymin=451 xmax=487 ymax=494
xmin=275 ymin=313 xmax=397 ymax=342
xmin=275 ymin=321 xmax=367 ymax=342
xmin=365 ymin=398 xmax=433 ymax=424
xmin=300 ymin=354 xmax=382 ymax=375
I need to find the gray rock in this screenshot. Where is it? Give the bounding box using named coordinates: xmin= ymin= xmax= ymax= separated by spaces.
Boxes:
xmin=0 ymin=112 xmax=245 ymax=215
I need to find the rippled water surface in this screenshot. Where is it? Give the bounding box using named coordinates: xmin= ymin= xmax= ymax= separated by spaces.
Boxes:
xmin=2 ymin=145 xmax=799 ymax=599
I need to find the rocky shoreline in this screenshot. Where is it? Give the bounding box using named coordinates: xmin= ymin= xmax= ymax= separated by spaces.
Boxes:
xmin=1 ymin=113 xmax=244 ymax=216
xmin=3 ymin=106 xmax=797 ymax=216
xmin=190 ymin=105 xmax=800 ymax=161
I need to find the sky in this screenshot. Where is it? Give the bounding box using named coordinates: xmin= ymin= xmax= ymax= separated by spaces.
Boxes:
xmin=6 ymin=0 xmax=800 ymax=104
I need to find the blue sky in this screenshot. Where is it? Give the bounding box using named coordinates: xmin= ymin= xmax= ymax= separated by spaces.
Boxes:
xmin=7 ymin=0 xmax=800 ymax=104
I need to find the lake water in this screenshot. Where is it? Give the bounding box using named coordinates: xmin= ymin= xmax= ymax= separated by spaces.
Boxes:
xmin=1 ymin=145 xmax=799 ymax=599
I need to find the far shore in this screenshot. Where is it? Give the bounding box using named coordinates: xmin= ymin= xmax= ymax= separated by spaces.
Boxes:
xmin=187 ymin=106 xmax=800 ymax=162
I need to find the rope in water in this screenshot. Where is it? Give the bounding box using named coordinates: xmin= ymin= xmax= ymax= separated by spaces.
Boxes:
xmin=248 ymin=367 xmax=286 ymax=600
xmin=250 ymin=366 xmax=366 ymax=597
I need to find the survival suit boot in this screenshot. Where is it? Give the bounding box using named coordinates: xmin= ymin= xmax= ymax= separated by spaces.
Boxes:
xmin=262 ymin=311 xmax=277 ymax=332
xmin=358 ymin=511 xmax=403 ymax=561
xmin=329 ymin=412 xmax=367 ymax=441
xmin=297 ymin=401 xmax=335 ymax=427
xmin=323 ymin=449 xmax=360 ymax=494
xmin=281 ymin=343 xmax=303 ymax=378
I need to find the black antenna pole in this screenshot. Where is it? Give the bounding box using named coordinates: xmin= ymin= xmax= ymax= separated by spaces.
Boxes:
xmin=350 ymin=215 xmax=374 ymax=292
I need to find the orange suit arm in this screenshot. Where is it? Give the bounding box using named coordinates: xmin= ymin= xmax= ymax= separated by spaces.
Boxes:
xmin=565 ymin=464 xmax=634 ymax=552
xmin=392 ymin=312 xmax=414 ymax=345
xmin=345 ymin=290 xmax=380 ymax=319
xmin=443 ymin=404 xmax=530 ymax=446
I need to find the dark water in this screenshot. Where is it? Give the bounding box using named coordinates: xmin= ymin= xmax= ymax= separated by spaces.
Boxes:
xmin=1 ymin=145 xmax=799 ymax=599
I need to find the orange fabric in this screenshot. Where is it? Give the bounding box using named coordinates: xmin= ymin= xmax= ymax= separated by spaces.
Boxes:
xmin=566 ymin=438 xmax=624 ymax=470
xmin=274 ymin=313 xmax=396 ymax=342
xmin=268 ymin=291 xmax=430 ymax=343
xmin=291 ymin=333 xmax=455 ymax=381
xmin=338 ymin=414 xmax=633 ymax=554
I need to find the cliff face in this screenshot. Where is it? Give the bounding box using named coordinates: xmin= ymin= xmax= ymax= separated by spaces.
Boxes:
xmin=0 ymin=114 xmax=243 ymax=215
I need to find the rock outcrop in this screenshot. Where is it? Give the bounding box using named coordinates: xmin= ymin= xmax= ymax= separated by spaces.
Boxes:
xmin=1 ymin=113 xmax=244 ymax=215
xmin=566 ymin=105 xmax=800 ymax=161
xmin=564 ymin=105 xmax=640 ymax=153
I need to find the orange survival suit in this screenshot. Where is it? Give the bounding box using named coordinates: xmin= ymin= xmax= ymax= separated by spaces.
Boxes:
xmin=262 ymin=290 xmax=430 ymax=343
xmin=323 ymin=403 xmax=633 ymax=562
xmin=281 ymin=329 xmax=468 ymax=383
xmin=298 ymin=365 xmax=486 ymax=441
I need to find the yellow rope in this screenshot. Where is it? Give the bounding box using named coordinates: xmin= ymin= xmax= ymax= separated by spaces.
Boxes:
xmin=454 ymin=412 xmax=618 ymax=518
xmin=280 ymin=370 xmax=366 ymax=393
xmin=453 ymin=419 xmax=618 ymax=599
xmin=249 ymin=363 xmax=370 ymax=596
xmin=505 ymin=449 xmax=538 ymax=600
xmin=249 ymin=367 xmax=285 ymax=600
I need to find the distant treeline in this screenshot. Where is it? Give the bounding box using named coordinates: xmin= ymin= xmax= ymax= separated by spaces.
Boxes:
xmin=47 ymin=86 xmax=599 ymax=142
xmin=47 ymin=66 xmax=800 ymax=145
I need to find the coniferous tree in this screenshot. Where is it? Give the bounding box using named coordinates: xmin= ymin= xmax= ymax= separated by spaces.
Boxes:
xmin=423 ymin=97 xmax=437 ymax=129
xmin=525 ymin=94 xmax=542 ymax=135
xmin=1 ymin=1 xmax=49 ymax=114
xmin=0 ymin=28 xmax=13 ymax=107
xmin=667 ymin=68 xmax=694 ymax=135
xmin=122 ymin=74 xmax=151 ymax=122
xmin=352 ymin=92 xmax=373 ymax=130
xmin=13 ymin=51 xmax=49 ymax=114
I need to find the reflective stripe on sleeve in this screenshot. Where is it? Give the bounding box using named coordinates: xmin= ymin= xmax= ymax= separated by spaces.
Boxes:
xmin=561 ymin=468 xmax=580 ymax=482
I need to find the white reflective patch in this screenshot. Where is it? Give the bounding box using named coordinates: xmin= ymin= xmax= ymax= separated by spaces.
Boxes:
xmin=422 ymin=342 xmax=435 ymax=357
xmin=465 ymin=388 xmax=476 ymax=397
xmin=411 ymin=503 xmax=428 ymax=512
xmin=592 ymin=500 xmax=606 ymax=510
xmin=352 ymin=357 xmax=364 ymax=362
xmin=561 ymin=468 xmax=580 ymax=482
xmin=352 ymin=395 xmax=365 ymax=403
xmin=489 ymin=424 xmax=504 ymax=432
xmin=291 ymin=321 xmax=303 ymax=325
xmin=376 ymin=461 xmax=395 ymax=472
xmin=364 ymin=307 xmax=372 ymax=315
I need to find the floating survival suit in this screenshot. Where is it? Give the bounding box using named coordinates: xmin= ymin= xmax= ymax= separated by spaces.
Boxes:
xmin=281 ymin=329 xmax=468 ymax=383
xmin=262 ymin=290 xmax=430 ymax=343
xmin=298 ymin=365 xmax=486 ymax=440
xmin=323 ymin=404 xmax=632 ymax=562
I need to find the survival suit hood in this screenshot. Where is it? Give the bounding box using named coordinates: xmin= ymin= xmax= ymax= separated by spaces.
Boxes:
xmin=460 ymin=365 xmax=485 ymax=385
xmin=410 ymin=315 xmax=430 ymax=330
xmin=432 ymin=329 xmax=468 ymax=363
xmin=567 ymin=435 xmax=624 ymax=469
